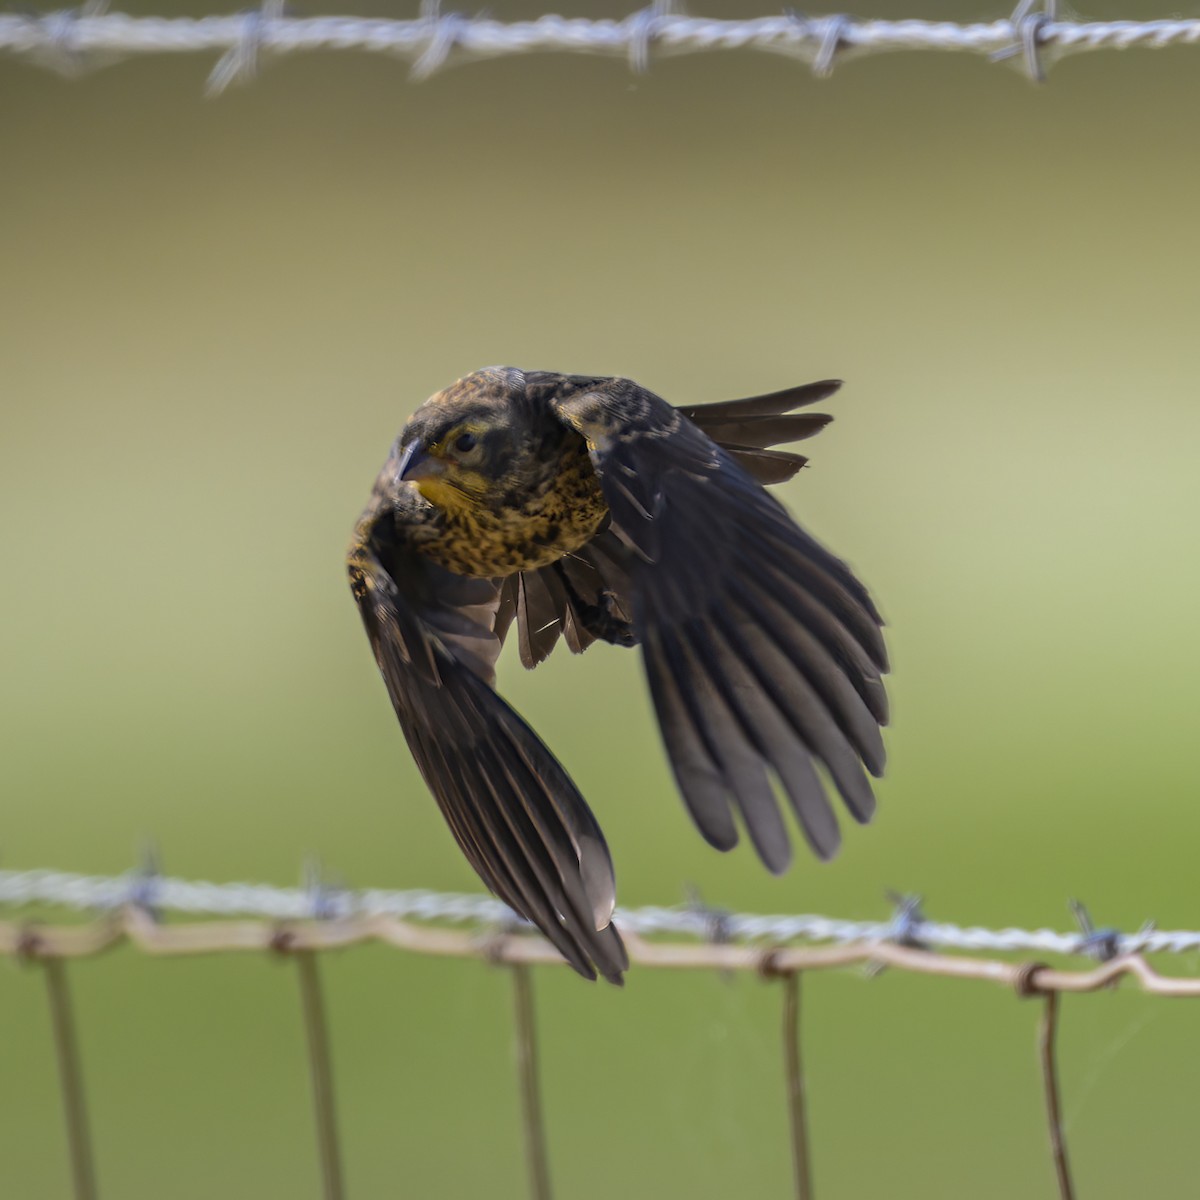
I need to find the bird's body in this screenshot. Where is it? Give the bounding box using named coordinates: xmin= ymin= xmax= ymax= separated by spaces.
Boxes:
xmin=349 ymin=368 xmax=889 ymax=983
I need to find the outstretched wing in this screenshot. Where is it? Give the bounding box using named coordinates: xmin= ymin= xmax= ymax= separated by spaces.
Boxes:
xmin=348 ymin=503 xmax=628 ymax=983
xmin=550 ymin=378 xmax=888 ymax=871
xmin=509 ymin=379 xmax=841 ymax=668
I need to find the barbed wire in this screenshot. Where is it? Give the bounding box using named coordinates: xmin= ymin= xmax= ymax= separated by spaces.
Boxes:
xmin=0 ymin=866 xmax=1174 ymax=957
xmin=2 ymin=6 xmax=1200 ymax=93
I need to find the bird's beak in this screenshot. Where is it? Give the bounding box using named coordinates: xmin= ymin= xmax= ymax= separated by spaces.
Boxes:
xmin=396 ymin=439 xmax=445 ymax=484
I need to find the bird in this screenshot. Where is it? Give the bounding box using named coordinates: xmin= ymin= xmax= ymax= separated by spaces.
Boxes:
xmin=348 ymin=368 xmax=888 ymax=984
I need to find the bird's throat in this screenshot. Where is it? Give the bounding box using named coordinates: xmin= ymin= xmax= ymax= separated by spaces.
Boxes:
xmin=413 ymin=475 xmax=484 ymax=515
xmin=408 ymin=449 xmax=609 ymax=577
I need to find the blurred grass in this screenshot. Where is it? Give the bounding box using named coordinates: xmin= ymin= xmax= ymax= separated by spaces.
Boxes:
xmin=4 ymin=6 xmax=1200 ymax=1197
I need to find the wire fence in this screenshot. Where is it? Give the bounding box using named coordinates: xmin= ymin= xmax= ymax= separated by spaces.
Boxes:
xmin=4 ymin=867 xmax=1199 ymax=1200
xmin=3 ymin=4 xmax=1200 ymax=92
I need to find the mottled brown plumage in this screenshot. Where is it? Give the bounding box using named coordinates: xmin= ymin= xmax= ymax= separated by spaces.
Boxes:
xmin=348 ymin=367 xmax=888 ymax=983
xmin=385 ymin=370 xmax=610 ymax=576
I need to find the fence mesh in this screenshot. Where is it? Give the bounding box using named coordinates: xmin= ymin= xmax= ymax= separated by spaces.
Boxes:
xmin=3 ymin=864 xmax=1198 ymax=1200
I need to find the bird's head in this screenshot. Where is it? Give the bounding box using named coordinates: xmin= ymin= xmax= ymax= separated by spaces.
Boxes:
xmin=392 ymin=367 xmax=544 ymax=512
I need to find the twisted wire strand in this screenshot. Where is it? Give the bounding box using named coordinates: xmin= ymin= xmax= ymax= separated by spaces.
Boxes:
xmin=0 ymin=868 xmax=1178 ymax=956
xmin=2 ymin=9 xmax=1200 ymax=91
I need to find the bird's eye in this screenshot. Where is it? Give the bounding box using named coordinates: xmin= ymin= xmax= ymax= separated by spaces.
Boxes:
xmin=454 ymin=432 xmax=478 ymax=453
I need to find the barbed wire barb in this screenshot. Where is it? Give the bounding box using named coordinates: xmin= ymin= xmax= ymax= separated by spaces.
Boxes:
xmin=987 ymin=0 xmax=1058 ymax=81
xmin=205 ymin=0 xmax=286 ymax=94
xmin=810 ymin=13 xmax=848 ymax=78
xmin=409 ymin=0 xmax=466 ymax=82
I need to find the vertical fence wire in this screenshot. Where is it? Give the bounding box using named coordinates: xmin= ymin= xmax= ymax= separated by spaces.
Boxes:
xmin=294 ymin=949 xmax=347 ymax=1200
xmin=1038 ymin=991 xmax=1075 ymax=1200
xmin=41 ymin=957 xmax=99 ymax=1200
xmin=511 ymin=963 xmax=553 ymax=1200
xmin=780 ymin=972 xmax=813 ymax=1200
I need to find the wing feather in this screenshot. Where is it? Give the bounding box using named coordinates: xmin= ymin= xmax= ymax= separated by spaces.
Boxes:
xmin=549 ymin=377 xmax=888 ymax=869
xmin=677 ymin=379 xmax=842 ymax=420
xmin=641 ymin=628 xmax=739 ymax=851
xmin=515 ymin=568 xmax=564 ymax=668
xmin=511 ymin=381 xmax=843 ymax=665
xmin=723 ymin=446 xmax=810 ymax=486
xmin=349 ymin=511 xmax=627 ymax=983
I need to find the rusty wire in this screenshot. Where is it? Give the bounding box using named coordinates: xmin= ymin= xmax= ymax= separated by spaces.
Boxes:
xmin=511 ymin=963 xmax=553 ymax=1200
xmin=1038 ymin=991 xmax=1074 ymax=1200
xmin=290 ymin=947 xmax=346 ymax=1200
xmin=39 ymin=955 xmax=99 ymax=1200
xmin=778 ymin=971 xmax=812 ymax=1200
xmin=5 ymin=907 xmax=1200 ymax=995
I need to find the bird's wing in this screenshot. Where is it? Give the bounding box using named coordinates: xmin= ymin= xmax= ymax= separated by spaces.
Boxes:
xmin=510 ymin=380 xmax=841 ymax=667
xmin=348 ymin=507 xmax=628 ymax=983
xmin=549 ymin=378 xmax=888 ymax=870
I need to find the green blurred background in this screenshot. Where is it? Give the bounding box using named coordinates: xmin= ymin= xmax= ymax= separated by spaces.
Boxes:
xmin=4 ymin=1 xmax=1200 ymax=1195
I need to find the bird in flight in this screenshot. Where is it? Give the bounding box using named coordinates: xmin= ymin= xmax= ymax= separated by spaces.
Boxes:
xmin=348 ymin=368 xmax=888 ymax=983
